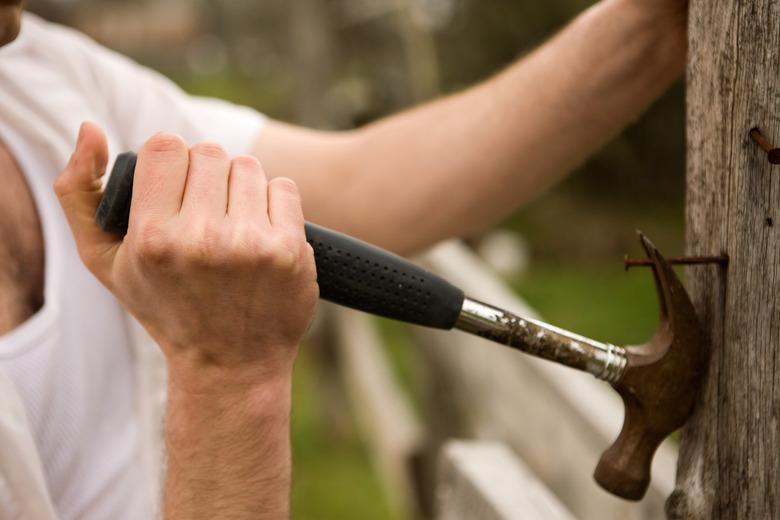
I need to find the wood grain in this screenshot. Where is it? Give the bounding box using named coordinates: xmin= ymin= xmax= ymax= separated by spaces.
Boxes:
xmin=668 ymin=1 xmax=780 ymax=517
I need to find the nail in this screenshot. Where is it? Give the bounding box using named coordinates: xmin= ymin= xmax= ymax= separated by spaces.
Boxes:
xmin=623 ymin=254 xmax=729 ymax=271
xmin=749 ymin=128 xmax=780 ymax=165
xmin=76 ymin=122 xmax=88 ymax=148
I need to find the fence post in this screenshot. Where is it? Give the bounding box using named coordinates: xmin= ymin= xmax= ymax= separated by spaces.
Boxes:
xmin=668 ymin=2 xmax=780 ymax=518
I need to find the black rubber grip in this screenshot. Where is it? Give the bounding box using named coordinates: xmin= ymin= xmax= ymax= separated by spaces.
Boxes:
xmin=305 ymin=223 xmax=464 ymax=329
xmin=95 ymin=152 xmax=136 ymax=235
xmin=96 ymin=152 xmax=465 ymax=330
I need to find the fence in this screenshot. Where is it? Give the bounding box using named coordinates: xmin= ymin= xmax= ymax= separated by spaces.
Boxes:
xmin=313 ymin=238 xmax=677 ymax=519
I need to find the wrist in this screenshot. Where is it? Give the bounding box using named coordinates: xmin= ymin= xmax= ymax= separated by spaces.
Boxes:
xmin=166 ymin=349 xmax=295 ymax=406
xmin=608 ymin=0 xmax=687 ymax=24
xmin=603 ymin=0 xmax=688 ymax=72
xmin=167 ymin=366 xmax=293 ymax=423
xmin=163 ymin=339 xmax=296 ymax=391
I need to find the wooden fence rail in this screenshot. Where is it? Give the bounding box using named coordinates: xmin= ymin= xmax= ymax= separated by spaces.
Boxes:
xmin=436 ymin=440 xmax=575 ymax=520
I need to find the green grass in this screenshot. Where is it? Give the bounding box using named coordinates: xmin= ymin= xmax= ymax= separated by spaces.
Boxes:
xmin=510 ymin=263 xmax=675 ymax=346
xmin=372 ymin=317 xmax=422 ymax=414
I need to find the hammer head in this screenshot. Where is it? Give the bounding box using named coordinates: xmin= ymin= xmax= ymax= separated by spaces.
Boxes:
xmin=594 ymin=233 xmax=707 ymax=500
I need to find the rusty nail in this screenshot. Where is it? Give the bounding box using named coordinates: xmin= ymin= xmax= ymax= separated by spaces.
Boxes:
xmin=623 ymin=254 xmax=729 ymax=271
xmin=749 ymin=128 xmax=780 ymax=165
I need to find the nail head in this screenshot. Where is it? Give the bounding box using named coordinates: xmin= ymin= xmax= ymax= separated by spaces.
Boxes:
xmin=768 ymin=149 xmax=780 ymax=165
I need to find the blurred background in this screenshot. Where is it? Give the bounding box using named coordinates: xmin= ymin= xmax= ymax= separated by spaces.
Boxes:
xmin=26 ymin=0 xmax=685 ymax=518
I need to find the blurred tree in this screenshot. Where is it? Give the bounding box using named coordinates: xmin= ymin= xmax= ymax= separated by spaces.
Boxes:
xmin=394 ymin=0 xmax=441 ymax=102
xmin=287 ymin=0 xmax=336 ymax=127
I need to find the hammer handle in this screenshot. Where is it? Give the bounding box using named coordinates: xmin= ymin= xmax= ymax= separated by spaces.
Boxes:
xmin=96 ymin=152 xmax=465 ymax=330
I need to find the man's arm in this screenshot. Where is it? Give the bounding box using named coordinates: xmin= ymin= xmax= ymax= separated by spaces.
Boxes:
xmin=164 ymin=372 xmax=293 ymax=519
xmin=254 ymin=0 xmax=686 ymax=254
xmin=55 ymin=123 xmax=318 ymax=519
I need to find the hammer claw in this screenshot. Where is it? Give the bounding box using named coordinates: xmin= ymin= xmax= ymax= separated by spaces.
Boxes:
xmin=638 ymin=231 xmax=674 ymax=329
xmin=594 ymin=232 xmax=707 ymax=500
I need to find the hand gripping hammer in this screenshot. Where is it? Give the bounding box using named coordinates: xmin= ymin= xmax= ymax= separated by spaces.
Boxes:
xmin=96 ymin=152 xmax=706 ymax=500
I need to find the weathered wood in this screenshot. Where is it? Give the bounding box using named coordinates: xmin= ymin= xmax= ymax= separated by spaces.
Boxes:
xmin=668 ymin=2 xmax=780 ymax=518
xmin=417 ymin=241 xmax=676 ymax=519
xmin=436 ymin=441 xmax=575 ymax=520
xmin=329 ymin=304 xmax=424 ymax=518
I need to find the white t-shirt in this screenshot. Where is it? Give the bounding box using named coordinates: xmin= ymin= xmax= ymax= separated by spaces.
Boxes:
xmin=0 ymin=13 xmax=265 ymax=519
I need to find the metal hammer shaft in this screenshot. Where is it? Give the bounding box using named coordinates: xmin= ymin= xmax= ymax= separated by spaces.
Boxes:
xmin=456 ymin=298 xmax=627 ymax=382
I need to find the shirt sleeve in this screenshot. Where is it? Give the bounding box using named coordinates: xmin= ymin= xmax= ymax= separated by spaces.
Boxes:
xmin=59 ymin=23 xmax=266 ymax=156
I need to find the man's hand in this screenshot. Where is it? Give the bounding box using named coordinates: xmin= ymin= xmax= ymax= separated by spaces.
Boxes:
xmin=55 ymin=122 xmax=317 ymax=519
xmin=55 ymin=122 xmax=318 ymax=384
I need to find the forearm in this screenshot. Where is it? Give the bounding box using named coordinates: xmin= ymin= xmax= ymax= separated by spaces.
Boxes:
xmin=164 ymin=367 xmax=293 ymax=520
xmin=257 ymin=0 xmax=685 ymax=254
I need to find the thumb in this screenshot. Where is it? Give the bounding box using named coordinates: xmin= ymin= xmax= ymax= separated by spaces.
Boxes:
xmin=54 ymin=121 xmax=119 ymax=284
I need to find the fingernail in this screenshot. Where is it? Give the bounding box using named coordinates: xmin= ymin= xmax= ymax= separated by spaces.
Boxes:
xmin=76 ymin=122 xmax=87 ymax=147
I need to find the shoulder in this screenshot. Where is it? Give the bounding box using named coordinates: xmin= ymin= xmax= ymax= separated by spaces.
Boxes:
xmin=4 ymin=13 xmax=169 ymax=137
xmin=18 ymin=13 xmax=110 ymax=58
xmin=11 ymin=13 xmax=141 ymax=87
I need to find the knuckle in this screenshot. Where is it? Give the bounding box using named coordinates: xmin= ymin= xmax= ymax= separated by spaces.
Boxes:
xmin=232 ymin=155 xmax=262 ymax=171
xmin=281 ymin=233 xmax=304 ymax=258
xmin=271 ymin=234 xmax=305 ymax=271
xmin=133 ymin=223 xmax=174 ymax=264
xmin=191 ymin=142 xmax=228 ymax=161
xmin=182 ymin=222 xmax=224 ymax=265
xmin=52 ymin=174 xmax=71 ymax=198
xmin=270 ymin=177 xmax=300 ymax=198
xmin=271 ymin=246 xmax=298 ymax=272
xmin=241 ymin=233 xmax=297 ymax=271
xmin=229 ymin=226 xmax=268 ymax=262
xmin=143 ymin=132 xmax=187 ymax=155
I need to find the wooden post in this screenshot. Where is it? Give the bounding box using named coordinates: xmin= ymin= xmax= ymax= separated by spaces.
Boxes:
xmin=668 ymin=2 xmax=780 ymax=518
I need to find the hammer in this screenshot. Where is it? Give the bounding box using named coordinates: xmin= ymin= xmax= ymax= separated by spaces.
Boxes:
xmin=97 ymin=152 xmax=706 ymax=500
